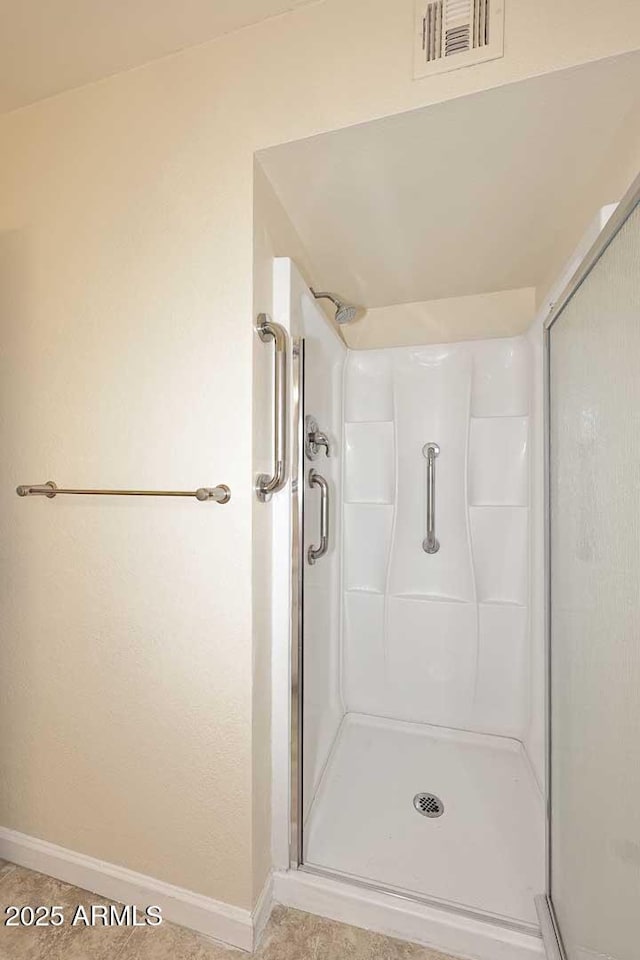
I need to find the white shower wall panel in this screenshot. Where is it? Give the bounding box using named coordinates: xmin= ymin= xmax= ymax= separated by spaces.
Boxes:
xmin=342 ymin=337 xmax=531 ymax=739
xmin=344 ymin=422 xmax=394 ymax=503
xmin=469 ymin=417 xmax=529 ymax=505
xmin=386 ymin=598 xmax=478 ymax=728
xmin=389 ymin=347 xmax=475 ymax=602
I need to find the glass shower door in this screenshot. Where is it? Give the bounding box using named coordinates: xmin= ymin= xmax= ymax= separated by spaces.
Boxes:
xmin=547 ymin=192 xmax=640 ymax=960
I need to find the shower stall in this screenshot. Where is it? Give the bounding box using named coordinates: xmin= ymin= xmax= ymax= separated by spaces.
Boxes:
xmin=263 ymin=171 xmax=640 ymax=959
xmin=299 ymin=312 xmax=544 ymax=924
xmin=267 ymin=256 xmax=546 ymax=954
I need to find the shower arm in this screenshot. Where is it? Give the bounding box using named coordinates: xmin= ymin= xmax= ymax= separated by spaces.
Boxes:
xmin=311 ymin=290 xmax=340 ymax=308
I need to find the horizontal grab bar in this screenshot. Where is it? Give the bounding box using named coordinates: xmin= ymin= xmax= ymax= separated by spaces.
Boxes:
xmin=16 ymin=481 xmax=230 ymax=503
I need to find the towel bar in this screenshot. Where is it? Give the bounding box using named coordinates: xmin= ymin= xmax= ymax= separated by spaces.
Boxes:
xmin=16 ymin=481 xmax=231 ymax=503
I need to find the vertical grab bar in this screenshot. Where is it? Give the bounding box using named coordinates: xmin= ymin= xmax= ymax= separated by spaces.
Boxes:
xmin=256 ymin=313 xmax=288 ymax=502
xmin=422 ymin=443 xmax=440 ymax=554
xmin=307 ymin=469 xmax=329 ymax=564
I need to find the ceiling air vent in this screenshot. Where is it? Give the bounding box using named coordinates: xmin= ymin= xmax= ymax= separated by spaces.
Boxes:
xmin=414 ymin=0 xmax=504 ymax=79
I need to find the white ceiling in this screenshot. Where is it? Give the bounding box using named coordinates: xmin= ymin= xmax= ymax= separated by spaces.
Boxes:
xmin=258 ymin=53 xmax=640 ymax=308
xmin=0 ymin=0 xmax=314 ymax=113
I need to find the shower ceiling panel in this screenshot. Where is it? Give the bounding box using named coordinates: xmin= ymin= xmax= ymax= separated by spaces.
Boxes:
xmin=257 ymin=52 xmax=640 ymax=308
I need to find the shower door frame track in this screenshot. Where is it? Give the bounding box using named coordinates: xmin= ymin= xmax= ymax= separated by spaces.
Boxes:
xmin=289 ymin=328 xmax=535 ymax=940
xmin=290 ymin=337 xmax=305 ymax=870
xmin=538 ymin=168 xmax=640 ymax=960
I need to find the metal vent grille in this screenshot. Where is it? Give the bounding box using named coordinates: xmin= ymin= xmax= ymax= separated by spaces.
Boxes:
xmin=422 ymin=0 xmax=491 ymax=63
xmin=413 ymin=792 xmax=444 ymax=818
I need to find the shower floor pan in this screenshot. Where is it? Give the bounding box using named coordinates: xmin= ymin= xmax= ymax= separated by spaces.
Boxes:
xmin=303 ymin=713 xmax=544 ymax=926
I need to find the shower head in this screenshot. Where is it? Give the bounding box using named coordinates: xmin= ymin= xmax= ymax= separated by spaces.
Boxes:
xmin=311 ymin=289 xmax=360 ymax=325
xmin=335 ymin=301 xmax=358 ymax=325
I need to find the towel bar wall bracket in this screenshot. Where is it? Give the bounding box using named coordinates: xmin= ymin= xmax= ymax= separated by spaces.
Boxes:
xmin=16 ymin=481 xmax=231 ymax=503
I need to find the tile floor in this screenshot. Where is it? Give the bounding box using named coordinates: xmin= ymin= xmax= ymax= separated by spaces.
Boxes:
xmin=0 ymin=860 xmax=458 ymax=960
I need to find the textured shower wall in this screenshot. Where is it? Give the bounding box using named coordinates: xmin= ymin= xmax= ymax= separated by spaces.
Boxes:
xmin=342 ymin=338 xmax=530 ymax=738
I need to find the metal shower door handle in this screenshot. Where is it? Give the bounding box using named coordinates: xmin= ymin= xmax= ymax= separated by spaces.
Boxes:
xmin=422 ymin=443 xmax=440 ymax=554
xmin=308 ymin=469 xmax=329 ymax=565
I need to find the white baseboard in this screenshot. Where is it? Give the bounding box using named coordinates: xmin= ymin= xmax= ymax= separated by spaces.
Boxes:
xmin=273 ymin=869 xmax=545 ymax=960
xmin=0 ymin=826 xmax=272 ymax=952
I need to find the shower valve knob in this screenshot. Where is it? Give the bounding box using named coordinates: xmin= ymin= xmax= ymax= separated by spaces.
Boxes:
xmin=305 ymin=416 xmax=330 ymax=459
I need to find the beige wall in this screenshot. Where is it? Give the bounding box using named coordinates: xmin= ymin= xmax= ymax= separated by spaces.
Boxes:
xmin=1 ymin=0 xmax=639 ymax=911
xmin=537 ymin=114 xmax=640 ymax=306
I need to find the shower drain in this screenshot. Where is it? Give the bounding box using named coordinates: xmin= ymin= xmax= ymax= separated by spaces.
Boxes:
xmin=413 ymin=792 xmax=444 ymax=818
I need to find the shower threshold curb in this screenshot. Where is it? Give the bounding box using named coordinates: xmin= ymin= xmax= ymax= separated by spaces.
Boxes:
xmin=273 ymin=868 xmax=544 ymax=960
